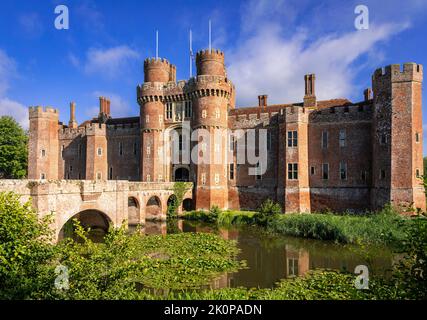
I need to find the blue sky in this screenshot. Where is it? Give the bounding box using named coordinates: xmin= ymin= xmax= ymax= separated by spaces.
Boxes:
xmin=0 ymin=0 xmax=427 ymax=151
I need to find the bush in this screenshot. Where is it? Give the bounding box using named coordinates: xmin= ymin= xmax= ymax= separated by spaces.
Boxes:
xmin=253 ymin=199 xmax=282 ymax=226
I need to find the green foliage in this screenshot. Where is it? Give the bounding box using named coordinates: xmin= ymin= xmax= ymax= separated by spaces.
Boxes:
xmin=0 ymin=116 xmax=28 ymax=179
xmin=0 ymin=192 xmax=54 ymax=299
xmin=253 ymin=199 xmax=282 ymax=226
xmin=168 ymin=182 xmax=191 ymax=218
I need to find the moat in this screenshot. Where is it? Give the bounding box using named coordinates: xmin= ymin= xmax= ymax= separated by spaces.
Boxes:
xmin=128 ymin=219 xmax=392 ymax=289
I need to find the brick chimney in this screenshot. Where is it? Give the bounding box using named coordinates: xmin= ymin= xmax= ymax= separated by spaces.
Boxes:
xmin=258 ymin=95 xmax=268 ymax=107
xmin=303 ymin=74 xmax=317 ymax=108
xmin=99 ymin=97 xmax=111 ymax=117
xmin=364 ymin=88 xmax=372 ymax=101
xmin=68 ymin=102 xmax=77 ymax=129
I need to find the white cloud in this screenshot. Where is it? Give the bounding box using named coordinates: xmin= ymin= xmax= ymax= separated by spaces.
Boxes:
xmin=0 ymin=98 xmax=28 ymax=129
xmin=0 ymin=50 xmax=27 ymax=129
xmin=18 ymin=12 xmax=44 ymax=37
xmin=81 ymin=46 xmax=140 ymax=78
xmin=226 ymin=0 xmax=410 ymax=106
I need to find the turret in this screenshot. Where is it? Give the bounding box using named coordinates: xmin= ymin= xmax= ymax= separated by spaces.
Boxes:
xmin=303 ymin=74 xmax=316 ymax=108
xmin=196 ymin=49 xmax=225 ymax=77
xmin=143 ymin=58 xmax=176 ymax=83
xmin=28 ymin=106 xmax=60 ymax=179
xmin=371 ymin=62 xmax=425 ymax=210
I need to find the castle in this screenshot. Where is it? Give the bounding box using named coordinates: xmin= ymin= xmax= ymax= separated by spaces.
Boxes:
xmin=27 ymin=48 xmax=426 ymax=214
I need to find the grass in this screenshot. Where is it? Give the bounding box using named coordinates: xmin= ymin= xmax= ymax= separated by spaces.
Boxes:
xmin=182 ymin=205 xmax=409 ymax=246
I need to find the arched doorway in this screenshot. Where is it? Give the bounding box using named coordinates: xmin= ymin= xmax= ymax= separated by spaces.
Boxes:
xmin=182 ymin=198 xmax=193 ymax=212
xmin=167 ymin=194 xmax=178 ymax=216
xmin=174 ymin=167 xmax=190 ymax=182
xmin=128 ymin=197 xmax=139 ymax=226
xmin=146 ymin=196 xmax=162 ymax=219
xmin=59 ymin=209 xmax=112 ymax=242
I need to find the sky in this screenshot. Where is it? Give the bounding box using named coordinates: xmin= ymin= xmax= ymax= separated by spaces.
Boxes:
xmin=0 ymin=0 xmax=427 ymax=151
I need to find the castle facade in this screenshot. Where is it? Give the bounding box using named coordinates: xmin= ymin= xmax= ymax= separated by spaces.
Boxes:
xmin=27 ymin=48 xmax=426 ymax=213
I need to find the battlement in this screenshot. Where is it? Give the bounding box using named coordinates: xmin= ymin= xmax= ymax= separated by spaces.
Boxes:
xmin=196 ymin=49 xmax=225 ymax=60
xmin=29 ymin=106 xmax=59 ymax=119
xmin=84 ymin=122 xmax=107 ymax=135
xmin=373 ymin=63 xmax=423 ymax=83
xmin=144 ymin=57 xmax=172 ymax=67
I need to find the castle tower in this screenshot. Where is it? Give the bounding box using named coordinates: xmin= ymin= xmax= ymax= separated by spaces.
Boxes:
xmin=85 ymin=123 xmax=107 ymax=180
xmin=137 ymin=58 xmax=175 ymax=182
xmin=28 ymin=107 xmax=60 ymax=179
xmin=371 ymin=63 xmax=425 ymax=211
xmin=192 ymin=49 xmax=232 ymax=210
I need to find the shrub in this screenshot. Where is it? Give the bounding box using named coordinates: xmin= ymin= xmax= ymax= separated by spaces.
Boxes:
xmin=253 ymin=199 xmax=282 ymax=226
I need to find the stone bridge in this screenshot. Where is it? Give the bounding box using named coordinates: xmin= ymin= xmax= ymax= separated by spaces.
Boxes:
xmin=0 ymin=180 xmax=193 ymax=240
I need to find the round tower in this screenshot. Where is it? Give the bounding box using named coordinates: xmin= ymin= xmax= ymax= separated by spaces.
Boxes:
xmin=191 ymin=49 xmax=232 ymax=210
xmin=196 ymin=49 xmax=225 ymax=77
xmin=138 ymin=58 xmax=174 ymax=183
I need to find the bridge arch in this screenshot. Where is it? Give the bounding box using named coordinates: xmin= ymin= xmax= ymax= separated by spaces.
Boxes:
xmin=182 ymin=198 xmax=194 ymax=211
xmin=58 ymin=209 xmax=112 ymax=242
xmin=145 ymin=195 xmax=162 ymax=220
xmin=128 ymin=196 xmax=140 ymax=226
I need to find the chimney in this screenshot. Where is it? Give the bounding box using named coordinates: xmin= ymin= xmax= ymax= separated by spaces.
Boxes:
xmin=364 ymin=88 xmax=372 ymax=101
xmin=68 ymin=102 xmax=77 ymax=129
xmin=99 ymin=96 xmax=105 ymax=114
xmin=303 ymin=74 xmax=317 ymax=108
xmin=258 ymin=95 xmax=268 ymax=107
xmin=105 ymin=98 xmax=111 ymax=116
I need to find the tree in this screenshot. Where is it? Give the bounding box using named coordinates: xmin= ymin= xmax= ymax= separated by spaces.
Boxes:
xmin=0 ymin=116 xmax=28 ymax=179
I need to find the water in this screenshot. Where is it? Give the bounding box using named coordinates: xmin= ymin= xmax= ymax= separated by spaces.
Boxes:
xmin=140 ymin=219 xmax=393 ymax=289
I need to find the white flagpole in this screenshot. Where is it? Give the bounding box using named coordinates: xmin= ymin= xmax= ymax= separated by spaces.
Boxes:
xmin=208 ymin=20 xmax=211 ymax=51
xmin=189 ymin=29 xmax=193 ymax=77
xmin=156 ymin=30 xmax=159 ymax=59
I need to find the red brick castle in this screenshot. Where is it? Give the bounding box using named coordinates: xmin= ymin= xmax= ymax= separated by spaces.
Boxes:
xmin=27 ymin=48 xmax=425 ymax=213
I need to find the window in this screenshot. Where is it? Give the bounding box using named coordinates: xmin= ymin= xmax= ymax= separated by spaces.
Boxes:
xmin=322 ymin=163 xmax=329 ymax=180
xmin=201 ymin=173 xmax=206 ymax=185
xmin=97 ymin=147 xmax=102 ymax=156
xmin=256 ymin=162 xmax=262 ymax=180
xmin=41 ymin=149 xmax=46 ymax=157
xmin=215 ymin=108 xmax=220 ymax=119
xmin=380 ymin=134 xmax=387 ymax=145
xmin=109 ymin=167 xmax=113 ymax=180
xmin=146 ymin=174 xmax=151 ymax=182
xmin=202 ymin=110 xmax=207 ymax=118
xmin=214 ymin=143 xmax=220 ymax=153
xmin=288 ymin=163 xmax=298 ymax=180
xmin=145 ymin=115 xmax=150 ymax=123
xmin=61 ymin=145 xmax=65 ymax=159
xmin=287 ymin=131 xmax=297 ymax=147
xmin=311 ymin=166 xmax=315 ymax=175
xmin=416 ymin=132 xmax=420 ymax=142
xmin=184 ymin=101 xmax=192 ymax=118
xmin=119 ymin=142 xmax=123 ymax=156
xmin=339 ymin=130 xmax=346 ymax=147
xmin=159 ymin=115 xmax=163 ymax=123
xmin=416 ymin=169 xmax=421 ymax=178
xmin=69 ymin=165 xmax=73 ymax=172
xmin=133 ymin=142 xmax=137 ymax=155
xmin=146 ymin=146 xmax=151 ymax=155
xmin=267 ymin=131 xmax=272 ymax=151
xmin=214 ymin=173 xmax=220 ymax=184
xmin=179 ymin=135 xmax=183 ymax=151
xmin=339 ymin=161 xmax=347 ymax=180
xmin=288 ymin=258 xmax=299 ymax=277
xmin=380 ymin=169 xmax=386 ymax=180
xmin=166 ymin=102 xmax=173 ymax=119
xmin=322 ymin=131 xmax=328 ymax=149
xmin=40 ymin=173 xmax=46 ymax=180
xmin=229 ymin=134 xmax=235 ymax=152
xmin=361 ymin=170 xmax=367 ymax=182
xmin=158 ymin=174 xmax=163 ymax=181
xmin=229 ymin=163 xmax=234 ymax=180
xmin=96 ymin=172 xmax=102 ymax=180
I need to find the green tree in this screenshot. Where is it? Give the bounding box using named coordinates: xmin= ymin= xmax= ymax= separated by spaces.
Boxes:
xmin=0 ymin=116 xmax=28 ymax=179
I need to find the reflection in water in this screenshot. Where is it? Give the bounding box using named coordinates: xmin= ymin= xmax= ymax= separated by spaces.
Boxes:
xmin=147 ymin=219 xmax=393 ymax=289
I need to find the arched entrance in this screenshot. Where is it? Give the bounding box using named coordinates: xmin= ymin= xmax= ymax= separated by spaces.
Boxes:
xmin=167 ymin=194 xmax=178 ymax=216
xmin=182 ymin=198 xmax=193 ymax=211
xmin=59 ymin=209 xmax=112 ymax=242
xmin=174 ymin=167 xmax=190 ymax=182
xmin=146 ymin=196 xmax=162 ymax=219
xmin=128 ymin=197 xmax=139 ymax=226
